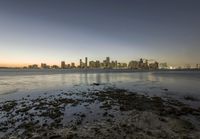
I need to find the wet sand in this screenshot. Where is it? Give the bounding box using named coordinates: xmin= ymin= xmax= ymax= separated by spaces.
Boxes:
xmin=0 ymin=85 xmax=200 ymax=139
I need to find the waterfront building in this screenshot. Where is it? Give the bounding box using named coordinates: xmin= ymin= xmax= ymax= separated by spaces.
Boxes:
xmin=128 ymin=61 xmax=139 ymax=69
xmin=71 ymin=63 xmax=76 ymax=68
xmin=100 ymin=62 xmax=104 ymax=68
xmin=89 ymin=61 xmax=96 ymax=68
xmin=51 ymin=65 xmax=59 ymax=69
xmin=110 ymin=61 xmax=116 ymax=69
xmin=106 ymin=57 xmax=110 ymax=68
xmin=41 ymin=63 xmax=48 ymax=69
xmin=96 ymin=60 xmax=100 ymax=68
xmin=139 ymin=58 xmax=143 ymax=69
xmin=28 ymin=64 xmax=38 ymax=69
xmin=80 ymin=59 xmax=83 ymax=68
xmin=144 ymin=60 xmax=149 ymax=69
xmin=184 ymin=64 xmax=191 ymax=69
xmin=118 ymin=63 xmax=127 ymax=69
xmin=196 ymin=64 xmax=200 ymax=69
xmin=66 ymin=64 xmax=71 ymax=68
xmin=149 ymin=62 xmax=159 ymax=70
xmin=85 ymin=57 xmax=88 ymax=68
xmin=159 ymin=63 xmax=168 ymax=69
xmin=61 ymin=61 xmax=66 ymax=69
xmin=115 ymin=61 xmax=118 ymax=68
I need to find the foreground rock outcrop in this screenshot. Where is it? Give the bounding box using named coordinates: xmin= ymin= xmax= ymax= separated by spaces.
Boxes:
xmin=0 ymin=87 xmax=200 ymax=139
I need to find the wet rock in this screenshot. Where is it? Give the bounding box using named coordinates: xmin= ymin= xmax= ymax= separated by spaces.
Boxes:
xmin=171 ymin=119 xmax=194 ymax=133
xmin=103 ymin=112 xmax=108 ymax=117
xmin=71 ymin=125 xmax=77 ymax=131
xmin=184 ymin=96 xmax=199 ymax=101
xmin=159 ymin=117 xmax=167 ymax=122
xmin=16 ymin=107 xmax=31 ymax=113
xmin=49 ymin=135 xmax=61 ymax=139
xmin=2 ymin=101 xmax=17 ymax=112
xmin=80 ymin=113 xmax=86 ymax=118
xmin=163 ymin=88 xmax=168 ymax=91
xmin=92 ymin=83 xmax=100 ymax=86
xmin=66 ymin=132 xmax=75 ymax=139
xmin=0 ymin=126 xmax=8 ymax=132
xmin=31 ymin=134 xmax=40 ymax=139
xmin=19 ymin=122 xmax=36 ymax=132
xmin=9 ymin=136 xmax=18 ymax=139
xmin=108 ymin=114 xmax=114 ymax=118
xmin=41 ymin=108 xmax=63 ymax=119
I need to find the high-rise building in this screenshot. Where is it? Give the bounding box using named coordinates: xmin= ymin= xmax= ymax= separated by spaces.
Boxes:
xmin=71 ymin=63 xmax=75 ymax=68
xmin=96 ymin=60 xmax=100 ymax=68
xmin=41 ymin=63 xmax=47 ymax=69
xmin=85 ymin=57 xmax=88 ymax=68
xmin=128 ymin=61 xmax=139 ymax=69
xmin=196 ymin=64 xmax=200 ymax=69
xmin=51 ymin=65 xmax=59 ymax=69
xmin=110 ymin=61 xmax=115 ymax=68
xmin=144 ymin=60 xmax=149 ymax=69
xmin=115 ymin=60 xmax=118 ymax=68
xmin=184 ymin=64 xmax=191 ymax=69
xmin=159 ymin=63 xmax=168 ymax=69
xmin=80 ymin=59 xmax=82 ymax=68
xmin=89 ymin=61 xmax=96 ymax=68
xmin=149 ymin=62 xmax=159 ymax=70
xmin=28 ymin=64 xmax=38 ymax=69
xmin=66 ymin=64 xmax=70 ymax=68
xmin=61 ymin=61 xmax=65 ymax=69
xmin=139 ymin=58 xmax=143 ymax=69
xmin=106 ymin=57 xmax=110 ymax=68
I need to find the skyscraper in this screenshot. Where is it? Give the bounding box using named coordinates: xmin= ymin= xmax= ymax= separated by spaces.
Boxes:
xmin=80 ymin=59 xmax=82 ymax=68
xmin=71 ymin=63 xmax=75 ymax=68
xmin=106 ymin=57 xmax=110 ymax=68
xmin=139 ymin=58 xmax=143 ymax=69
xmin=196 ymin=64 xmax=200 ymax=69
xmin=85 ymin=57 xmax=88 ymax=68
xmin=61 ymin=61 xmax=65 ymax=69
xmin=41 ymin=63 xmax=47 ymax=69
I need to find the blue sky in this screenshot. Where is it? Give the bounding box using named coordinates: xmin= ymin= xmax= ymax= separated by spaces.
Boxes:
xmin=0 ymin=0 xmax=200 ymax=67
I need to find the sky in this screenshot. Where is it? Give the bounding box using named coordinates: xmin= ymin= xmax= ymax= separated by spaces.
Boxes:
xmin=0 ymin=0 xmax=200 ymax=67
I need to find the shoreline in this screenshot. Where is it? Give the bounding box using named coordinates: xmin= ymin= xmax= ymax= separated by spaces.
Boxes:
xmin=0 ymin=68 xmax=199 ymax=76
xmin=0 ymin=86 xmax=200 ymax=139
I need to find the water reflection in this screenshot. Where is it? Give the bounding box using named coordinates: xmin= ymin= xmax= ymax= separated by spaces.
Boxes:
xmin=0 ymin=72 xmax=199 ymax=98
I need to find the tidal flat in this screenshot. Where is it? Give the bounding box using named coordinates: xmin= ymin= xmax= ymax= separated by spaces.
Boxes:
xmin=0 ymin=85 xmax=200 ymax=139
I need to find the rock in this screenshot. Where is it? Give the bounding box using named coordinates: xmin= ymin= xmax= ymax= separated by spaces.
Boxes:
xmin=9 ymin=136 xmax=18 ymax=139
xmin=2 ymin=101 xmax=17 ymax=112
xmin=31 ymin=134 xmax=40 ymax=139
xmin=184 ymin=96 xmax=199 ymax=101
xmin=80 ymin=114 xmax=86 ymax=118
xmin=49 ymin=135 xmax=61 ymax=139
xmin=66 ymin=132 xmax=75 ymax=139
xmin=92 ymin=83 xmax=100 ymax=86
xmin=108 ymin=114 xmax=114 ymax=118
xmin=103 ymin=112 xmax=108 ymax=117
xmin=163 ymin=88 xmax=168 ymax=91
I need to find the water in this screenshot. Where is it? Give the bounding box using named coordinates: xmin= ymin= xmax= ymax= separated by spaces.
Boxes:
xmin=0 ymin=69 xmax=200 ymax=105
xmin=0 ymin=69 xmax=200 ymax=137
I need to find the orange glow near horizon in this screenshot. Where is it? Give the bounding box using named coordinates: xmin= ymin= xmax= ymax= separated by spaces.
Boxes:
xmin=0 ymin=62 xmax=80 ymax=67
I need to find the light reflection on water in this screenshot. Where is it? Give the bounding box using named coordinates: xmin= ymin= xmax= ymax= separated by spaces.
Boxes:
xmin=0 ymin=71 xmax=200 ymax=100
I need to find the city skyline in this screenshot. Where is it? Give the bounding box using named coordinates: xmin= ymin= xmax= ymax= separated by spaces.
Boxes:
xmin=0 ymin=56 xmax=198 ymax=69
xmin=1 ymin=56 xmax=198 ymax=70
xmin=23 ymin=57 xmax=160 ymax=70
xmin=0 ymin=0 xmax=200 ymax=67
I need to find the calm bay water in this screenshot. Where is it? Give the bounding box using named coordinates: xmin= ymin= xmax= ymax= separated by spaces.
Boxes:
xmin=0 ymin=69 xmax=200 ymax=104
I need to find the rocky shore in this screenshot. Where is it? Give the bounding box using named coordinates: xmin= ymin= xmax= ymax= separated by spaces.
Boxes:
xmin=0 ymin=86 xmax=200 ymax=139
